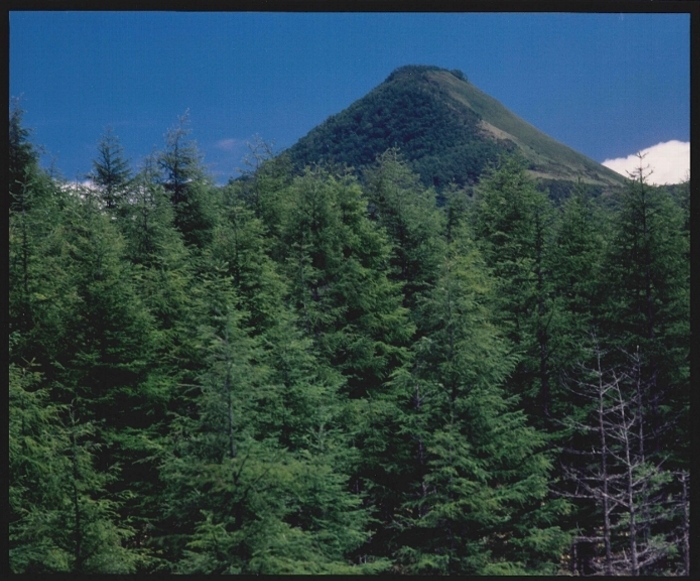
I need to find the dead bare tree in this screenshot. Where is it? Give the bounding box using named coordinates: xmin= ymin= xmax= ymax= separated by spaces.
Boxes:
xmin=557 ymin=334 xmax=687 ymax=575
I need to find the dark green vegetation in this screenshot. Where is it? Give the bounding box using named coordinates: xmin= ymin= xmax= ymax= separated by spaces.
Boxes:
xmin=9 ymin=82 xmax=689 ymax=575
xmin=285 ymin=65 xmax=625 ymax=196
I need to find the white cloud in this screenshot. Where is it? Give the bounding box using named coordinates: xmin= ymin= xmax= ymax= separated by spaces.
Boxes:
xmin=602 ymin=140 xmax=690 ymax=186
xmin=215 ymin=138 xmax=245 ymax=152
xmin=61 ymin=178 xmax=96 ymax=192
xmin=56 ymin=179 xmax=97 ymax=200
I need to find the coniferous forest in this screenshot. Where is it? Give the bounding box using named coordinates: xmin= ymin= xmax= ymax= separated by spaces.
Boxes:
xmin=9 ymin=103 xmax=690 ymax=575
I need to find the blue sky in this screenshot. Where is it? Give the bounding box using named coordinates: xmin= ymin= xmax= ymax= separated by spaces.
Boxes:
xmin=10 ymin=11 xmax=690 ymax=184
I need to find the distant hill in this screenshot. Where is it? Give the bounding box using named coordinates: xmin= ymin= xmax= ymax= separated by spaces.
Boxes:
xmin=283 ymin=65 xmax=625 ymax=197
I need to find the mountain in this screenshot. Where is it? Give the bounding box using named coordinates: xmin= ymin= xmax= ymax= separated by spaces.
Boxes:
xmin=283 ymin=65 xmax=625 ymax=196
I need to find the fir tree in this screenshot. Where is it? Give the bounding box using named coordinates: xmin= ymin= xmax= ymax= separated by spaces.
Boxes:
xmin=391 ymin=223 xmax=569 ymax=574
xmin=470 ymin=154 xmax=561 ymax=426
xmin=157 ymin=272 xmax=385 ymax=573
xmin=277 ymin=167 xmax=413 ymax=398
xmin=158 ymin=111 xmax=217 ymax=248
xmin=600 ymin=154 xmax=689 ymax=466
xmin=363 ymin=148 xmax=446 ymax=312
xmin=89 ymin=127 xmax=132 ymax=212
xmin=10 ymin=362 xmax=144 ymax=573
xmin=9 ymin=99 xmax=40 ymax=211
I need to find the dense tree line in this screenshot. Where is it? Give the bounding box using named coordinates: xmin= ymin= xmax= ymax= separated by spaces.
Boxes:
xmin=9 ymin=103 xmax=689 ymax=574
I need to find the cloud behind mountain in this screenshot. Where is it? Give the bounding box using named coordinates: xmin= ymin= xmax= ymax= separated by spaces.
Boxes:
xmin=602 ymin=141 xmax=689 ymax=185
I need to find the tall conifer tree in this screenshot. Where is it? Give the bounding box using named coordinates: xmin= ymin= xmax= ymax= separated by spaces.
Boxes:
xmin=470 ymin=155 xmax=560 ymax=426
xmin=391 ymin=224 xmax=569 ymax=574
xmin=89 ymin=128 xmax=132 ymax=212
xmin=158 ymin=112 xmax=217 ymax=248
xmin=600 ymin=155 xmax=689 ymax=466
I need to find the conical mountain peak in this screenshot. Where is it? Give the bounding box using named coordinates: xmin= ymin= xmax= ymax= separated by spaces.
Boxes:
xmin=284 ymin=65 xmax=624 ymax=195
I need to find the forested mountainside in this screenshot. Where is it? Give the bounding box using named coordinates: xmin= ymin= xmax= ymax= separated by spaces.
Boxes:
xmin=284 ymin=65 xmax=625 ymax=198
xmin=9 ymin=100 xmax=689 ymax=574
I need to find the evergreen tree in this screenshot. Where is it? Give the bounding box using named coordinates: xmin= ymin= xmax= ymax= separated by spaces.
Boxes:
xmin=600 ymin=155 xmax=689 ymax=466
xmin=157 ymin=270 xmax=385 ymax=573
xmin=10 ymin=362 xmax=144 ymax=573
xmin=9 ymin=99 xmax=689 ymax=576
xmin=548 ymin=181 xmax=609 ymax=417
xmin=9 ymin=170 xmax=55 ymax=345
xmin=158 ymin=111 xmax=217 ymax=248
xmin=391 ymin=224 xmax=569 ymax=574
xmin=470 ymin=154 xmax=561 ymax=426
xmin=49 ymin=189 xmax=154 ymax=414
xmin=555 ymin=158 xmax=689 ymax=575
xmin=20 ymin=185 xmax=172 ymax=568
xmin=277 ymin=167 xmax=413 ymax=398
xmin=8 ymin=102 xmax=67 ymax=350
xmin=89 ymin=127 xmax=132 ymax=212
xmin=9 ymin=177 xmax=94 ymax=414
xmin=9 ymin=99 xmax=41 ymax=212
xmin=363 ymin=148 xmax=446 ymax=312
xmin=235 ymin=135 xmax=294 ymax=241
xmin=208 ymin=192 xmax=287 ymax=334
xmin=10 ymin=360 xmax=68 ymax=572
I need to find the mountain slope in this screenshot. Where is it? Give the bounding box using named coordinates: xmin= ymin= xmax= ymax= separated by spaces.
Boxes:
xmin=283 ymin=65 xmax=625 ymax=194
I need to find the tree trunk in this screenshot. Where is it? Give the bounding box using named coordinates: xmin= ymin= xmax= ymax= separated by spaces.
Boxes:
xmin=596 ymin=348 xmax=613 ymax=575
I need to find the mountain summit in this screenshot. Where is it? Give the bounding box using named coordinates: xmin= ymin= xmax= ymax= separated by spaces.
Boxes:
xmin=284 ymin=65 xmax=625 ymax=194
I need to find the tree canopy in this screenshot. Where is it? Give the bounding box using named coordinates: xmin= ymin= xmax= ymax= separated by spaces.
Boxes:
xmin=9 ymin=108 xmax=689 ymax=575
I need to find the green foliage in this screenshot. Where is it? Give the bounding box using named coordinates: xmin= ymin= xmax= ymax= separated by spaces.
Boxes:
xmin=428 ymin=68 xmax=624 ymax=189
xmin=284 ymin=65 xmax=623 ymax=195
xmin=10 ymin=363 xmax=144 ymax=573
xmin=48 ymin=192 xmax=154 ymax=412
xmin=89 ymin=127 xmax=132 ymax=211
xmin=470 ymin=155 xmax=562 ymax=424
xmin=234 ymin=135 xmax=295 ymax=235
xmin=277 ymin=167 xmax=413 ymax=397
xmin=599 ymin=158 xmax=689 ymax=467
xmin=158 ymin=111 xmax=217 ymax=248
xmin=389 ymin=224 xmax=570 ymax=574
xmin=363 ymin=148 xmax=446 ymax=311
xmin=286 ymin=66 xmax=509 ymax=190
xmin=9 ymin=105 xmax=687 ymax=576
xmin=156 ymin=276 xmax=381 ymax=573
xmin=9 ymin=98 xmax=41 ymax=212
xmin=208 ymin=197 xmax=287 ymax=333
xmin=543 ymin=180 xmax=611 ymax=425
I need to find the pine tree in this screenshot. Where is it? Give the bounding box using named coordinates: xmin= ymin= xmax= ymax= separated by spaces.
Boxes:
xmin=470 ymin=154 xmax=561 ymax=426
xmin=157 ymin=270 xmax=385 ymax=573
xmin=363 ymin=148 xmax=446 ymax=312
xmin=391 ymin=224 xmax=569 ymax=574
xmin=22 ymin=185 xmax=176 ymax=568
xmin=277 ymin=167 xmax=413 ymax=398
xmin=8 ymin=102 xmax=66 ymax=351
xmin=554 ymin=157 xmax=689 ymax=573
xmin=50 ymin=189 xmax=154 ymax=414
xmin=89 ymin=127 xmax=132 ymax=212
xmin=235 ymin=135 xmax=294 ymax=240
xmin=158 ymin=111 xmax=217 ymax=248
xmin=10 ymin=360 xmax=68 ymax=572
xmin=208 ymin=193 xmax=287 ymax=334
xmin=115 ymin=153 xmax=197 ymax=387
xmin=10 ymin=362 xmax=143 ymax=573
xmin=548 ymin=181 xmax=609 ymax=419
xmin=9 ymin=99 xmax=40 ymax=210
xmin=600 ymin=154 xmax=689 ymax=466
